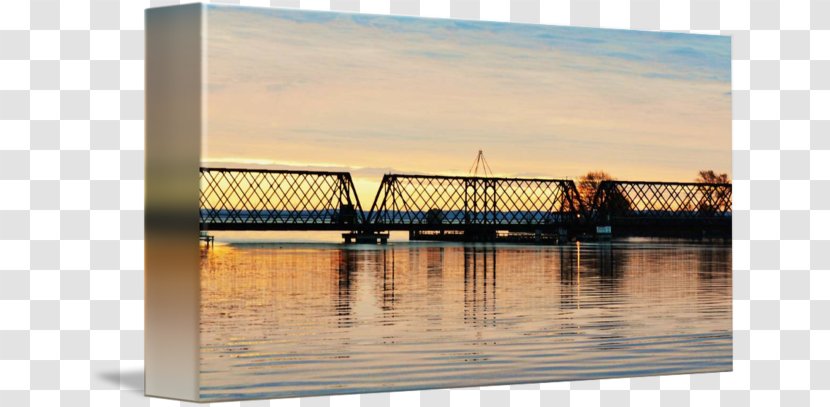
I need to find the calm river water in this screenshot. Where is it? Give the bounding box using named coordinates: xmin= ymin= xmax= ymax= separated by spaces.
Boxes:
xmin=199 ymin=239 xmax=731 ymax=400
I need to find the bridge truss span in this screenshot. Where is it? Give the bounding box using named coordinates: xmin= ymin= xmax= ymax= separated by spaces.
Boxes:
xmin=592 ymin=180 xmax=732 ymax=235
xmin=199 ymin=167 xmax=365 ymax=230
xmin=366 ymin=174 xmax=583 ymax=231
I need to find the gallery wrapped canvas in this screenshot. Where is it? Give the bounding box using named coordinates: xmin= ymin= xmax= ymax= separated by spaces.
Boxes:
xmin=145 ymin=3 xmax=732 ymax=402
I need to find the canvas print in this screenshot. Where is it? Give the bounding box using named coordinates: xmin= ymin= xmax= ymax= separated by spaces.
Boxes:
xmin=146 ymin=4 xmax=731 ymax=402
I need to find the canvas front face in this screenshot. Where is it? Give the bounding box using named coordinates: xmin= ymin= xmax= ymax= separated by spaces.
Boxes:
xmin=190 ymin=5 xmax=731 ymax=401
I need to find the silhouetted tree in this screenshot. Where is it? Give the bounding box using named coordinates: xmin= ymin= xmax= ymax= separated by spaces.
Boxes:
xmin=577 ymin=171 xmax=614 ymax=209
xmin=696 ymin=170 xmax=730 ymax=184
xmin=695 ymin=170 xmax=730 ymax=215
xmin=577 ymin=171 xmax=630 ymax=218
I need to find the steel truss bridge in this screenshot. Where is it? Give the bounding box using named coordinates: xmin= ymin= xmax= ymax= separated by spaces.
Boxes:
xmin=199 ymin=168 xmax=732 ymax=239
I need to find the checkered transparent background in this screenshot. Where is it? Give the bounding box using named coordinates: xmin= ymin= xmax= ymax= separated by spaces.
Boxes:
xmin=1 ymin=0 xmax=828 ymax=405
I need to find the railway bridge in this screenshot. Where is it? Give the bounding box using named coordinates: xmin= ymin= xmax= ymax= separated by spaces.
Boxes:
xmin=199 ymin=167 xmax=731 ymax=243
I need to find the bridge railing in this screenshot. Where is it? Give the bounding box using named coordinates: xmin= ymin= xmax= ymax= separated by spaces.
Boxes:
xmin=366 ymin=174 xmax=583 ymax=230
xmin=199 ymin=167 xmax=365 ymax=230
xmin=591 ymin=180 xmax=731 ymax=224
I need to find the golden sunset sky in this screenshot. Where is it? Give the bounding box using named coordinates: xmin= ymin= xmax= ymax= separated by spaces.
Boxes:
xmin=202 ymin=5 xmax=731 ymax=202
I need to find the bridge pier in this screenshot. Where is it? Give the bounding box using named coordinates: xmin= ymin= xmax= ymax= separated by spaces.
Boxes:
xmin=595 ymin=226 xmax=612 ymax=240
xmin=199 ymin=231 xmax=214 ymax=248
xmin=342 ymin=231 xmax=389 ymax=244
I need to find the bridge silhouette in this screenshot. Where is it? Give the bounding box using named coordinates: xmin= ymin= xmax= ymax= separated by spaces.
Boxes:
xmin=199 ymin=167 xmax=731 ymax=243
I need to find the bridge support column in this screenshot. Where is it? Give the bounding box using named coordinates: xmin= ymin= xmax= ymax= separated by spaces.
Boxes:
xmin=342 ymin=231 xmax=389 ymax=244
xmin=595 ymin=225 xmax=613 ymax=240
